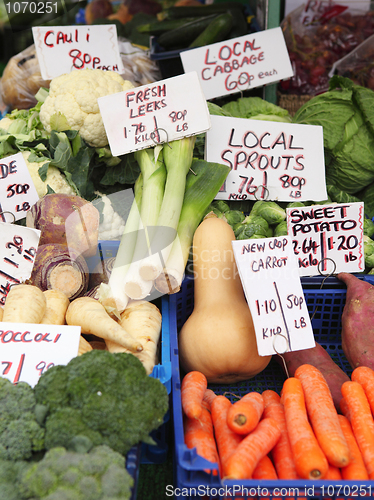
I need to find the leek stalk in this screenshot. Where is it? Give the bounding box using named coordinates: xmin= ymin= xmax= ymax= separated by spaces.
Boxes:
xmin=139 ymin=136 xmax=196 ymax=282
xmin=123 ymin=146 xmax=166 ymax=300
xmin=100 ymin=174 xmax=143 ymax=313
xmin=154 ymin=159 xmax=230 ymax=294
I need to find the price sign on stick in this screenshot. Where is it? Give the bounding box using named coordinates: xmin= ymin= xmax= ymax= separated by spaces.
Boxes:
xmin=232 ymin=236 xmax=315 ymax=356
xmin=0 ymin=153 xmax=39 ymax=222
xmin=206 ymin=115 xmax=327 ymax=202
xmin=0 ymin=223 xmax=41 ymax=306
xmin=287 ymin=202 xmax=365 ymax=276
xmin=180 ymin=27 xmax=293 ymax=100
xmin=0 ymin=323 xmax=81 ymax=387
xmin=32 ymin=25 xmax=124 ymax=80
xmin=98 ymin=72 xmax=211 ymax=156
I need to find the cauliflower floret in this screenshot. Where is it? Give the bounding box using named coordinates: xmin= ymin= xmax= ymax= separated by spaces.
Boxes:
xmin=22 ymin=150 xmax=76 ymax=198
xmin=39 ymin=69 xmax=134 ymax=148
xmin=95 ymin=192 xmax=126 ymax=240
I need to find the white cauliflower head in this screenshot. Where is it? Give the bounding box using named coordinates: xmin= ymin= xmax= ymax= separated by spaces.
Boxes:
xmin=39 ymin=69 xmax=134 ymax=148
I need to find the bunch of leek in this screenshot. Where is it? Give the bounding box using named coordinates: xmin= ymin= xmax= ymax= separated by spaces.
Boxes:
xmin=100 ymin=136 xmax=230 ymax=312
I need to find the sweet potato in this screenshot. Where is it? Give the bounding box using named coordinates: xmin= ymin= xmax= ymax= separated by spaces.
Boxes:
xmin=337 ymin=272 xmax=374 ymax=370
xmin=275 ymin=342 xmax=350 ymax=413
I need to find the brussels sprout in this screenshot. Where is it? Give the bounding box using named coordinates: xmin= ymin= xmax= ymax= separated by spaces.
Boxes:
xmin=225 ymin=210 xmax=245 ymax=229
xmin=274 ymin=220 xmax=288 ymax=237
xmin=249 ymin=200 xmax=266 ymax=216
xmin=364 ymin=235 xmax=374 ymax=268
xmin=364 ymin=217 xmax=374 ymax=238
xmin=235 ymin=215 xmax=269 ymax=240
xmin=212 ymin=200 xmax=230 ymax=214
xmin=257 ymin=201 xmax=286 ymax=225
xmin=286 ymin=201 xmax=305 ymax=208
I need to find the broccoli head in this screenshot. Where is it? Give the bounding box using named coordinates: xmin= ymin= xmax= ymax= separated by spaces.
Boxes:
xmin=18 ymin=445 xmax=134 ymax=500
xmin=0 ymin=458 xmax=30 ymax=500
xmin=34 ymin=350 xmax=169 ymax=456
xmin=0 ymin=377 xmax=45 ymax=460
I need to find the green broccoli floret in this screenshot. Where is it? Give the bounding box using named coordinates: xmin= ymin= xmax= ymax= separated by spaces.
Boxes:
xmin=0 ymin=377 xmax=45 ymax=460
xmin=18 ymin=445 xmax=134 ymax=500
xmin=0 ymin=458 xmax=30 ymax=500
xmin=34 ymin=350 xmax=169 ymax=456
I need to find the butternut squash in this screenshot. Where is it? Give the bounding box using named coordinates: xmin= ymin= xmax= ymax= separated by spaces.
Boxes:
xmin=178 ymin=215 xmax=271 ymax=384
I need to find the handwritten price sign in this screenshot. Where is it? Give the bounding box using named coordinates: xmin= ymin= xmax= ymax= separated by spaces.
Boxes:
xmin=0 ymin=153 xmax=39 ymax=222
xmin=287 ymin=202 xmax=365 ymax=276
xmin=180 ymin=27 xmax=293 ymax=100
xmin=232 ymin=236 xmax=315 ymax=356
xmin=98 ymin=72 xmax=210 ymax=156
xmin=32 ymin=25 xmax=124 ymax=80
xmin=0 ymin=323 xmax=80 ymax=387
xmin=0 ymin=223 xmax=41 ymax=306
xmin=206 ymin=115 xmax=327 ymax=202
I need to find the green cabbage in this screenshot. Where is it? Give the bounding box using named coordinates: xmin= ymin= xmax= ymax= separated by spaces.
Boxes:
xmin=293 ymin=76 xmax=374 ymax=195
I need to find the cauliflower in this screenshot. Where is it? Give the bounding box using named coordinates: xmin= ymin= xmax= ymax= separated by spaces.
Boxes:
xmin=22 ymin=150 xmax=77 ymax=198
xmin=94 ymin=192 xmax=126 ymax=240
xmin=39 ymin=69 xmax=134 ymax=148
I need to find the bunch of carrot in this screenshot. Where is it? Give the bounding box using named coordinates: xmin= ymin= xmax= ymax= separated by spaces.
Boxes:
xmin=181 ymin=365 xmax=374 ymax=482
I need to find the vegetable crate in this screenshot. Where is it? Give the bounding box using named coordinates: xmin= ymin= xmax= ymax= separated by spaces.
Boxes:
xmin=85 ymin=240 xmax=172 ymax=464
xmin=169 ymin=273 xmax=374 ymax=499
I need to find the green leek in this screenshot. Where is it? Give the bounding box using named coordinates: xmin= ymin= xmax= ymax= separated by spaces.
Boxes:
xmin=154 ymin=159 xmax=230 ymax=294
xmin=100 ymin=174 xmax=143 ymax=312
xmin=139 ymin=136 xmax=196 ymax=282
xmin=123 ymin=146 xmax=166 ymax=300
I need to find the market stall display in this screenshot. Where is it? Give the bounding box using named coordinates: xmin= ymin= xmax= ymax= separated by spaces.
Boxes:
xmin=2 ymin=0 xmax=374 ymax=498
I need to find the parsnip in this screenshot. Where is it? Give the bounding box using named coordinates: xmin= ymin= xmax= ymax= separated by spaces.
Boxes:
xmin=2 ymin=284 xmax=46 ymax=324
xmin=40 ymin=289 xmax=70 ymax=325
xmin=78 ymin=335 xmax=93 ymax=355
xmin=105 ymin=300 xmax=162 ymax=374
xmin=66 ymin=296 xmax=143 ymax=353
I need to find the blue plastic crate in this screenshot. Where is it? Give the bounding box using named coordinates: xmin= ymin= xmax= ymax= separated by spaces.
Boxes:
xmin=169 ymin=273 xmax=374 ymax=500
xmin=85 ymin=240 xmax=172 ymax=464
xmin=126 ymin=444 xmax=142 ymax=500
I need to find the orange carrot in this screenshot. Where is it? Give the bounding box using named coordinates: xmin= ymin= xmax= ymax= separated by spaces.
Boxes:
xmin=211 ymin=395 xmax=243 ymax=477
xmin=225 ymin=417 xmax=281 ymax=480
xmin=262 ymin=389 xmax=298 ymax=480
xmin=262 ymin=389 xmax=281 ymax=406
xmin=338 ymin=414 xmax=369 ymax=480
xmin=227 ymin=391 xmax=264 ymax=435
xmin=281 ymin=376 xmax=329 ymax=480
xmin=341 ymin=380 xmax=374 ymax=479
xmin=340 ymin=397 xmax=351 ymax=420
xmin=184 ymin=404 xmax=220 ymax=476
xmin=181 ymin=370 xmax=207 ymax=420
xmin=351 ymin=366 xmax=374 ymax=415
xmin=203 ymin=388 xmax=217 ymax=409
xmin=294 ymin=364 xmax=350 ymax=468
xmin=324 ymin=464 xmax=342 ymax=479
xmin=252 ymin=454 xmax=278 ymax=479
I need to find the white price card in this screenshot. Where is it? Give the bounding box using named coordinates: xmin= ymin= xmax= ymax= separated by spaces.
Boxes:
xmin=180 ymin=27 xmax=294 ymax=100
xmin=232 ymin=236 xmax=315 ymax=356
xmin=0 ymin=223 xmax=41 ymax=306
xmin=32 ymin=25 xmax=124 ymax=80
xmin=287 ymin=202 xmax=365 ymax=277
xmin=206 ymin=115 xmax=327 ymax=202
xmin=98 ymin=72 xmax=211 ymax=156
xmin=0 ymin=323 xmax=81 ymax=387
xmin=0 ymin=153 xmax=39 ymax=222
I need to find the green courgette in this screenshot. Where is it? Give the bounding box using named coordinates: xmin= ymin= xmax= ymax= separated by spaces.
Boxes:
xmin=137 ymin=17 xmax=197 ymax=36
xmin=189 ymin=12 xmax=234 ymax=48
xmin=158 ymin=14 xmax=220 ymax=49
xmin=164 ymin=2 xmax=245 ymax=19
